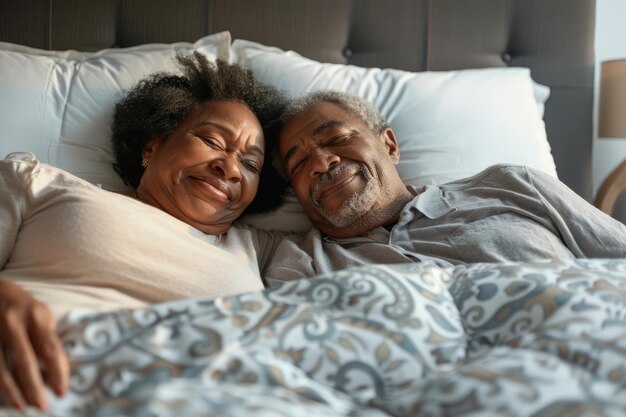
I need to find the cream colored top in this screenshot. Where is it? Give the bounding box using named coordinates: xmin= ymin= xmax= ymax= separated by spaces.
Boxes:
xmin=0 ymin=153 xmax=270 ymax=319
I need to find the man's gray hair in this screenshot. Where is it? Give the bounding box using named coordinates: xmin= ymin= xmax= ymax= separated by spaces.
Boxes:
xmin=280 ymin=91 xmax=389 ymax=134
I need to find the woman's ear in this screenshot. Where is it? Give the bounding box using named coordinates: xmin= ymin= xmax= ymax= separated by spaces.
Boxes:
xmin=380 ymin=128 xmax=401 ymax=164
xmin=142 ymin=137 xmax=161 ymax=161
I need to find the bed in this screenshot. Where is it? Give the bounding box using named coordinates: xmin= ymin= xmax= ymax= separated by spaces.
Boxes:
xmin=2 ymin=1 xmax=625 ymax=416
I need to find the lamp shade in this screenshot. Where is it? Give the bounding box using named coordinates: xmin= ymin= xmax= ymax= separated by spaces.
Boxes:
xmin=599 ymin=59 xmax=626 ymax=138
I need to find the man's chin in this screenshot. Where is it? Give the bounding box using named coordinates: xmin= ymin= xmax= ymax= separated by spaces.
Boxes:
xmin=316 ymin=202 xmax=369 ymax=229
xmin=316 ymin=199 xmax=349 ymax=216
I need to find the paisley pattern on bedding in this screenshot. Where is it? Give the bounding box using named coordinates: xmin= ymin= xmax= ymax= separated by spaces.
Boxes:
xmin=4 ymin=259 xmax=626 ymax=417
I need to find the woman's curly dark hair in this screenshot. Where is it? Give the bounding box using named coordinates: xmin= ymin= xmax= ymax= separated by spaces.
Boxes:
xmin=111 ymin=51 xmax=288 ymax=215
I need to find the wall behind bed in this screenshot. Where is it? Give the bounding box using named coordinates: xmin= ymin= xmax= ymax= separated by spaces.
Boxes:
xmin=0 ymin=0 xmax=595 ymax=200
xmin=595 ymin=0 xmax=626 ymax=222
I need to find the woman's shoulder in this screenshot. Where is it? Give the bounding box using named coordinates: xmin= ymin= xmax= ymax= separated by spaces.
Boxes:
xmin=1 ymin=151 xmax=100 ymax=193
xmin=2 ymin=151 xmax=38 ymax=168
xmin=0 ymin=152 xmax=42 ymax=184
xmin=2 ymin=152 xmax=63 ymax=178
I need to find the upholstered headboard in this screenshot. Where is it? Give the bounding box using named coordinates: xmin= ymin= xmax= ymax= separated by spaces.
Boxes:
xmin=0 ymin=0 xmax=595 ymax=199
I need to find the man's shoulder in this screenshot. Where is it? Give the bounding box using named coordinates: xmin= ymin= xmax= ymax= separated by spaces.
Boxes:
xmin=472 ymin=164 xmax=530 ymax=180
xmin=439 ymin=164 xmax=556 ymax=189
xmin=483 ymin=164 xmax=560 ymax=189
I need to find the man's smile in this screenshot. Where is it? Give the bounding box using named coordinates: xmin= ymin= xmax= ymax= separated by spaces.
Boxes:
xmin=312 ymin=164 xmax=366 ymax=208
xmin=316 ymin=171 xmax=360 ymax=201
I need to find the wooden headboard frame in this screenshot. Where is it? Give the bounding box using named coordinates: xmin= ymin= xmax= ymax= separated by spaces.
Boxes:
xmin=0 ymin=0 xmax=596 ymax=199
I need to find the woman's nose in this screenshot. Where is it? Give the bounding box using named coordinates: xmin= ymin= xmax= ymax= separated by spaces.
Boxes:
xmin=211 ymin=156 xmax=242 ymax=182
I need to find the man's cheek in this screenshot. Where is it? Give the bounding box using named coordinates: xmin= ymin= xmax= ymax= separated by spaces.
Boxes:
xmin=295 ymin=186 xmax=311 ymax=204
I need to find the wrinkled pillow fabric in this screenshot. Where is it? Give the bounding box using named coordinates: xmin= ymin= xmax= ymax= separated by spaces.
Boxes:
xmin=0 ymin=32 xmax=231 ymax=191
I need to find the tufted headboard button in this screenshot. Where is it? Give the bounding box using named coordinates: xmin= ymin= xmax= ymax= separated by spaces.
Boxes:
xmin=342 ymin=47 xmax=353 ymax=60
xmin=501 ymin=52 xmax=513 ymax=64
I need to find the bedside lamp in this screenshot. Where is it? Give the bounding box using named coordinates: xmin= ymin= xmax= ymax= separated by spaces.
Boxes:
xmin=595 ymin=59 xmax=626 ymax=215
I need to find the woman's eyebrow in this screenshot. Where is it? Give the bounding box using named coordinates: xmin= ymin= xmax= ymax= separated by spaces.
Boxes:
xmin=196 ymin=120 xmax=232 ymax=134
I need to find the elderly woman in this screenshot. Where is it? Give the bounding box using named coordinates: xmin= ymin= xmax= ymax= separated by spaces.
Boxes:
xmin=0 ymin=52 xmax=287 ymax=410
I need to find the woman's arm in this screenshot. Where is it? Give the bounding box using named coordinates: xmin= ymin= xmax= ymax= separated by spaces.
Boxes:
xmin=0 ymin=279 xmax=69 ymax=410
xmin=0 ymin=157 xmax=68 ymax=409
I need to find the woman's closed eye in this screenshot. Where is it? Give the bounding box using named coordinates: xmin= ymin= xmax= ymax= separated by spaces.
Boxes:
xmin=194 ymin=133 xmax=261 ymax=174
xmin=240 ymin=158 xmax=261 ymax=174
xmin=195 ymin=133 xmax=225 ymax=151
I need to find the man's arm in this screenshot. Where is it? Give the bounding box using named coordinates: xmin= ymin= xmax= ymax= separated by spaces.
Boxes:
xmin=526 ymin=167 xmax=626 ymax=257
xmin=244 ymin=226 xmax=302 ymax=278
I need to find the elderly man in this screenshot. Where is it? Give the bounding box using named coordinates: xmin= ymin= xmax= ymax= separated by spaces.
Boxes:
xmin=264 ymin=91 xmax=626 ymax=284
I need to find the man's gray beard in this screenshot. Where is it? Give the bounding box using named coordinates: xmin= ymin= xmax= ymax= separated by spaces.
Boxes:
xmin=312 ymin=163 xmax=377 ymax=228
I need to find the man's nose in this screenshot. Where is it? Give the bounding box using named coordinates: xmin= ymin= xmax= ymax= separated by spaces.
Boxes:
xmin=309 ymin=148 xmax=340 ymax=177
xmin=211 ymin=155 xmax=242 ymax=182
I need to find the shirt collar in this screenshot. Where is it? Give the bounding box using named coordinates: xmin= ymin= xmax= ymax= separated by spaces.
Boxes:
xmin=321 ymin=183 xmax=455 ymax=242
xmin=406 ymin=185 xmax=456 ymax=219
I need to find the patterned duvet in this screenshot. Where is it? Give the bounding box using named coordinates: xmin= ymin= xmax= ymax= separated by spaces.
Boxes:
xmin=4 ymin=258 xmax=626 ymax=417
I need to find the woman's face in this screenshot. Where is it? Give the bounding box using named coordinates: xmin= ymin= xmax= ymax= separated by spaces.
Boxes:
xmin=138 ymin=100 xmax=265 ymax=235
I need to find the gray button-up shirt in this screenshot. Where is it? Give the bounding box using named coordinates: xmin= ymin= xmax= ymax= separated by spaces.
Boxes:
xmin=264 ymin=165 xmax=626 ymax=286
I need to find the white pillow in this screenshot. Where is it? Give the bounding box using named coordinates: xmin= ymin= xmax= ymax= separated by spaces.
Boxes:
xmin=233 ymin=39 xmax=556 ymax=231
xmin=232 ymin=39 xmax=556 ymax=182
xmin=0 ymin=32 xmax=231 ymax=191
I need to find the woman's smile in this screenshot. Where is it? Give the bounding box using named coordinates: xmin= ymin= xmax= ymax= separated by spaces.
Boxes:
xmin=189 ymin=175 xmax=231 ymax=203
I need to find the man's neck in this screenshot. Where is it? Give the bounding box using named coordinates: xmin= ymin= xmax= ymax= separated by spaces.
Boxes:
xmin=321 ymin=187 xmax=415 ymax=238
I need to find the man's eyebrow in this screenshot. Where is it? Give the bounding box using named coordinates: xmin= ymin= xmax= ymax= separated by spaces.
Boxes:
xmin=313 ymin=120 xmax=347 ymax=136
xmin=282 ymin=120 xmax=348 ymax=170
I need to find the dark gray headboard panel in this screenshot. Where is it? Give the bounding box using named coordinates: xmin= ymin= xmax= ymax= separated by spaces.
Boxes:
xmin=0 ymin=0 xmax=596 ymax=199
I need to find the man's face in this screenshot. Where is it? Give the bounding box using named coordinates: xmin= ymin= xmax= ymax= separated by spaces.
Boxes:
xmin=278 ymin=102 xmax=406 ymax=237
